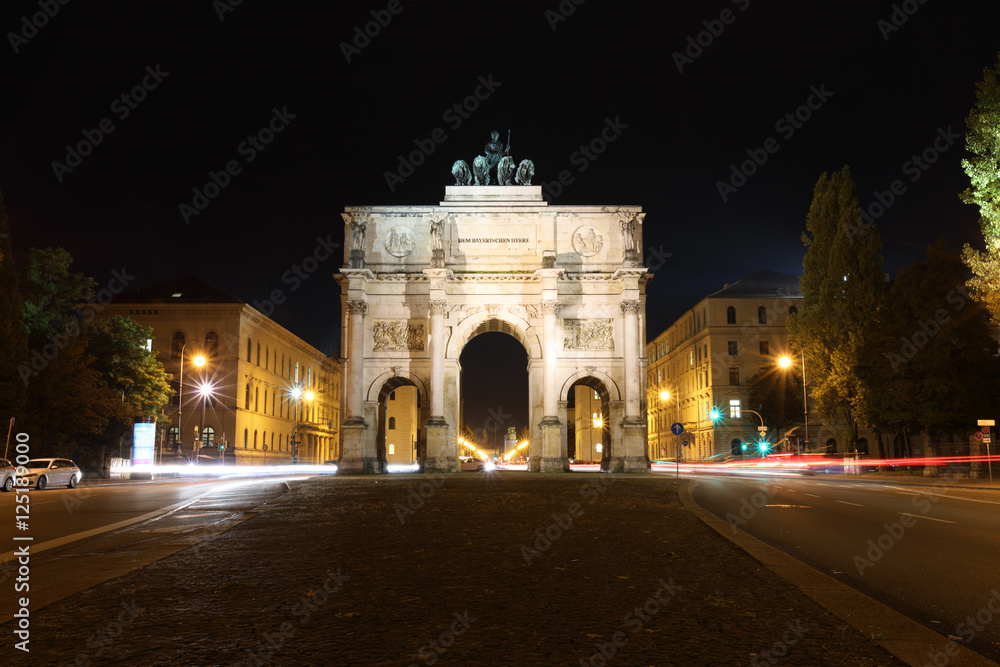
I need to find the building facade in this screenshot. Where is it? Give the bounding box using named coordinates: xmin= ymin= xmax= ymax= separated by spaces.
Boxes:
xmin=647 ymin=270 xmax=803 ymax=461
xmin=103 ymin=277 xmax=341 ymax=466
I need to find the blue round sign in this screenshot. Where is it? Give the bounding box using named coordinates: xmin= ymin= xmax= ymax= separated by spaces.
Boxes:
xmin=670 ymin=422 xmax=684 ymax=436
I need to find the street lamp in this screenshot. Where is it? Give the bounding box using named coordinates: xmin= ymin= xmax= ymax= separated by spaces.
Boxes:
xmin=178 ymin=340 xmax=205 ymax=463
xmin=196 ymin=381 xmax=217 ymax=463
xmin=289 ymin=385 xmax=315 ymax=464
xmin=778 ymin=351 xmax=809 ymax=453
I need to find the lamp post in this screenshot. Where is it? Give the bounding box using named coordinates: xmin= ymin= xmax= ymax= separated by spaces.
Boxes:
xmin=289 ymin=385 xmax=315 ymax=464
xmin=178 ymin=340 xmax=205 ymax=464
xmin=778 ymin=351 xmax=809 ymax=453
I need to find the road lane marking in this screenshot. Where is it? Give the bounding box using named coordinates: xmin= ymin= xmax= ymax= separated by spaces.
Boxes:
xmin=893 ymin=490 xmax=1000 ymax=505
xmin=803 ymin=493 xmax=820 ymax=498
xmin=900 ymin=512 xmax=955 ymax=524
xmin=837 ymin=500 xmax=864 ymax=507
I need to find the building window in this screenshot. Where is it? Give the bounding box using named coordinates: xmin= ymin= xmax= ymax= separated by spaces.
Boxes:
xmin=257 ymin=342 xmax=261 ymax=366
xmin=789 ymin=306 xmax=798 ymax=316
xmin=729 ymin=399 xmax=741 ymax=419
xmin=167 ymin=427 xmax=179 ymax=449
xmin=727 ymin=306 xmax=736 ymax=324
xmin=247 ymin=337 xmax=252 ymax=362
xmin=689 ymin=350 xmax=694 ymax=366
xmin=729 ymin=367 xmax=739 ymax=385
xmin=728 ymin=341 xmax=738 ymax=356
xmin=263 ymin=390 xmax=268 ymax=414
xmin=244 ymin=428 xmax=248 ymax=448
xmin=388 ymin=417 xmax=396 ymax=430
xmin=389 ymin=443 xmax=395 ymax=455
xmin=265 ymin=345 xmax=269 ymax=369
xmin=171 ymin=331 xmax=185 ymax=358
xmin=254 ymin=430 xmax=258 ymax=449
xmin=263 ymin=431 xmax=267 ymax=448
xmin=205 ymin=331 xmax=219 ymax=358
xmin=758 ymin=306 xmax=767 ymax=324
xmin=255 ymin=387 xmax=259 ymax=412
xmin=201 ymin=426 xmax=215 ymax=447
xmin=759 ymin=341 xmax=769 ymax=355
xmin=245 ymin=383 xmax=250 ymax=410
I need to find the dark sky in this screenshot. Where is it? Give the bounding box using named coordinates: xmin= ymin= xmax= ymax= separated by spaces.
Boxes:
xmin=2 ymin=0 xmax=998 ymax=361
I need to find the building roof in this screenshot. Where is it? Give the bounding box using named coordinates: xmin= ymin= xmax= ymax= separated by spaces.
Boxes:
xmin=706 ymin=269 xmax=802 ymax=299
xmin=114 ymin=276 xmax=244 ymax=304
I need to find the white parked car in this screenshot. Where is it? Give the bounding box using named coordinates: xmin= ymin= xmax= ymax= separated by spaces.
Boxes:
xmin=0 ymin=458 xmax=15 ymax=492
xmin=18 ymin=458 xmax=82 ymax=490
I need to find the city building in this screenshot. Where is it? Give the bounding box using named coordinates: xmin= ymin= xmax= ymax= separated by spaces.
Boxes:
xmin=647 ymin=270 xmax=803 ymax=461
xmin=103 ymin=277 xmax=341 ymax=466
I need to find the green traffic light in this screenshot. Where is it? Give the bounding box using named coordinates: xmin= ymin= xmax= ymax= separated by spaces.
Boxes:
xmin=709 ymin=407 xmax=720 ymax=420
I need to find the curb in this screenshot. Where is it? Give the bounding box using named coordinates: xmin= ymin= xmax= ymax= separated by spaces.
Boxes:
xmin=679 ymin=481 xmax=999 ymax=667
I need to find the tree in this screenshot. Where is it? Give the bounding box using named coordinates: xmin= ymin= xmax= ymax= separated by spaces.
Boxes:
xmin=874 ymin=242 xmax=1000 ymax=448
xmin=790 ymin=166 xmax=884 ymax=452
xmin=0 ymin=191 xmax=28 ymax=442
xmin=961 ymin=51 xmax=1000 ymax=323
xmin=19 ymin=247 xmax=96 ymax=346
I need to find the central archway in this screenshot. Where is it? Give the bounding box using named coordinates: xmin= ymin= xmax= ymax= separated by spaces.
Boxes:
xmin=459 ymin=329 xmax=529 ymax=464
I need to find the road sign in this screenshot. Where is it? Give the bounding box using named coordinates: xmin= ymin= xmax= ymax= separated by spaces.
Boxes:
xmin=262 ymin=444 xmax=268 ymax=451
xmin=984 ymin=426 xmax=991 ymax=436
xmin=976 ymin=432 xmax=983 ymax=440
xmin=757 ymin=426 xmax=768 ymax=434
xmin=671 ymin=423 xmax=684 ymax=436
xmin=682 ymin=440 xmax=689 ymax=447
xmin=979 ymin=420 xmax=996 ymax=426
xmin=986 ymin=437 xmax=992 ymax=444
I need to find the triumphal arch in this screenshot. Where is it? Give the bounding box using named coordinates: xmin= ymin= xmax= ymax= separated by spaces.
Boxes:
xmin=336 ymin=144 xmax=651 ymax=474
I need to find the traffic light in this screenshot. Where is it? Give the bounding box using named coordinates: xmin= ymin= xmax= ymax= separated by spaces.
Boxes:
xmin=759 ymin=440 xmax=771 ymax=453
xmin=741 ymin=443 xmax=747 ymax=451
xmin=709 ymin=407 xmax=721 ymax=421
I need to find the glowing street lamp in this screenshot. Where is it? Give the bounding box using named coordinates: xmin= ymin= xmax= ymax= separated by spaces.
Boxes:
xmin=289 ymin=385 xmax=315 ymax=464
xmin=778 ymin=352 xmax=809 ymax=452
xmin=178 ymin=340 xmax=206 ymax=462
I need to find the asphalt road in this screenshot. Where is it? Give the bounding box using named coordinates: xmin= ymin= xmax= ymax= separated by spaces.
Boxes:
xmin=691 ymin=474 xmax=1000 ymax=662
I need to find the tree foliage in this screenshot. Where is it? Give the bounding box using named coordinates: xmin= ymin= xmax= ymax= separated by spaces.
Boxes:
xmin=961 ymin=51 xmax=1000 ymax=323
xmin=790 ymin=166 xmax=884 ymax=449
xmin=19 ymin=246 xmax=96 ymax=345
xmin=0 ymin=191 xmax=28 ymax=436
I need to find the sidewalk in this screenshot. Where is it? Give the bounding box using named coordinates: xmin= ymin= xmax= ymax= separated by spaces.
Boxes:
xmin=1 ymin=473 xmax=935 ymax=665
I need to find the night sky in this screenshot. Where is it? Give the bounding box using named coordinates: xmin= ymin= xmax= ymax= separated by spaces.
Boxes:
xmin=2 ymin=1 xmax=998 ymax=434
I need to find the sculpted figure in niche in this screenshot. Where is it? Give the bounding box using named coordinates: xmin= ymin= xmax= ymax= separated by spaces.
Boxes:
xmin=430 ymin=218 xmax=444 ymax=251
xmin=352 ymin=219 xmax=367 ymax=251
xmin=621 ymin=212 xmax=637 ymax=252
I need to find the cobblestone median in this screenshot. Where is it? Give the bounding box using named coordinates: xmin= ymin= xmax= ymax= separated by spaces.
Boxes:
xmin=2 ymin=474 xmax=902 ymax=666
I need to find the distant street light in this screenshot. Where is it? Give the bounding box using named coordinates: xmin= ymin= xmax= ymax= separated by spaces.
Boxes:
xmin=289 ymin=384 xmax=315 ymax=464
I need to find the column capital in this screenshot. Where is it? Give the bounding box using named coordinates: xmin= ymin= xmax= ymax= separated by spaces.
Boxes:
xmin=541 ymin=301 xmax=562 ymax=316
xmin=347 ymin=300 xmax=368 ymax=316
xmin=620 ymin=299 xmax=641 ymax=315
xmin=429 ymin=300 xmax=448 ymax=315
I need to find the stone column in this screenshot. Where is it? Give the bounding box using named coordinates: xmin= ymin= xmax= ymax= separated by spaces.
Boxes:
xmin=617 ymin=299 xmax=649 ymax=472
xmin=339 ymin=299 xmax=374 ymax=474
xmin=425 ymin=299 xmax=450 ymax=472
xmin=539 ymin=300 xmax=567 ymax=472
